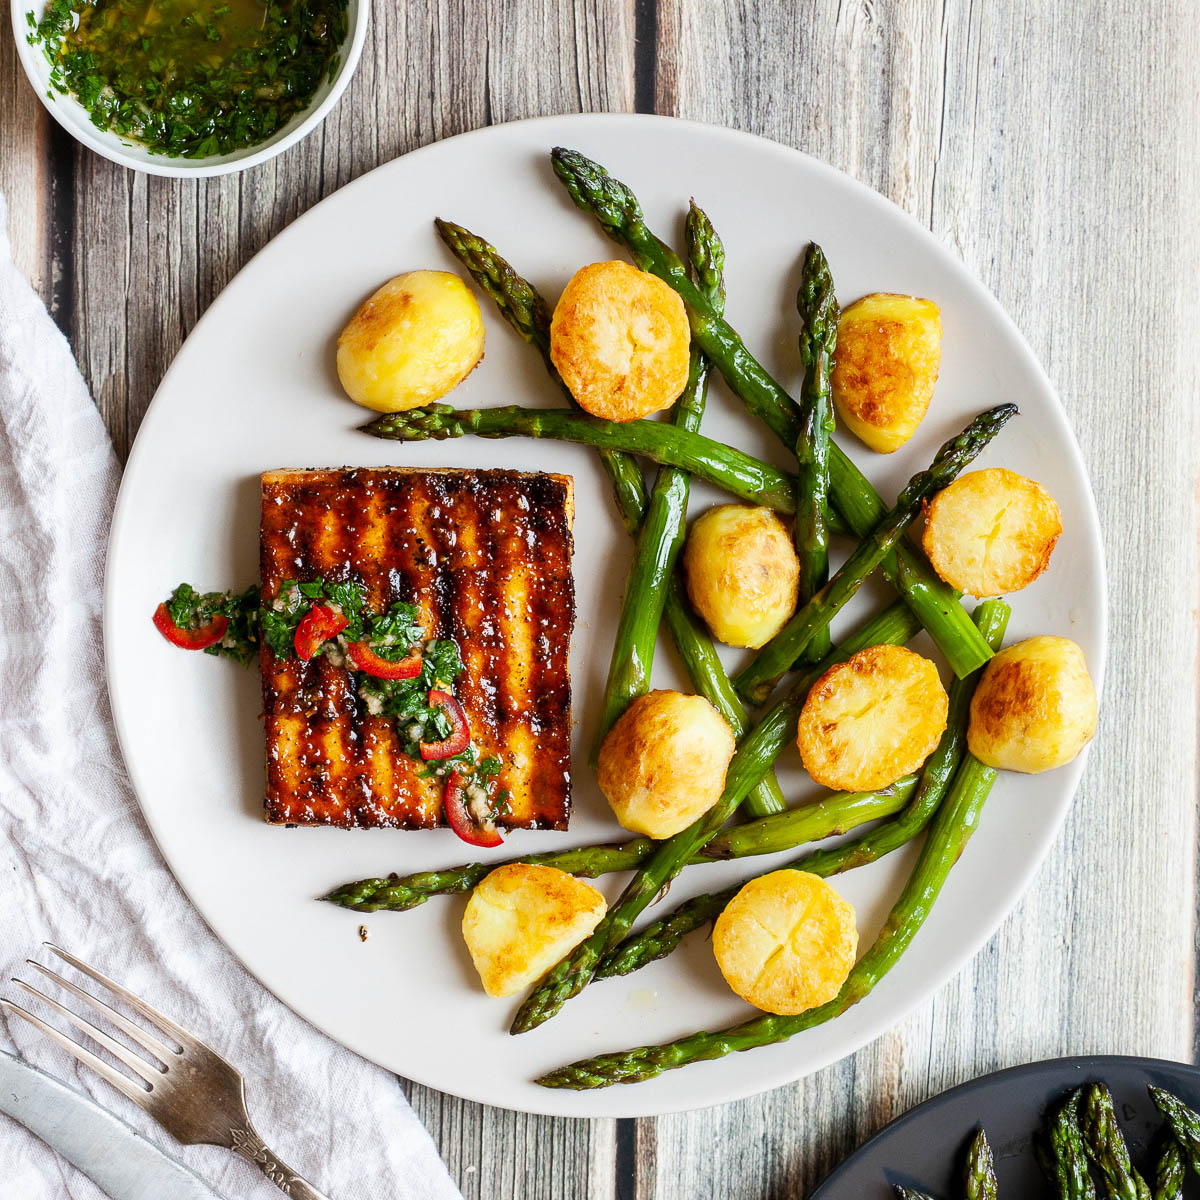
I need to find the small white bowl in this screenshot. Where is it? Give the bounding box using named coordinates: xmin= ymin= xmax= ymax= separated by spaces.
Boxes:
xmin=10 ymin=0 xmax=368 ymax=177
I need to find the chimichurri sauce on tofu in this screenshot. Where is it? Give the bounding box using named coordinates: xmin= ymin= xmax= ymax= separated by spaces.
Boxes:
xmin=27 ymin=0 xmax=348 ymax=158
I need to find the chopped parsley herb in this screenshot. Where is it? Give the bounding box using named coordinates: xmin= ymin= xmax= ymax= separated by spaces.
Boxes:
xmin=357 ymin=639 xmax=465 ymax=764
xmin=260 ymin=578 xmax=433 ymax=663
xmin=163 ymin=581 xmax=259 ymax=666
xmin=26 ymin=0 xmax=349 ymax=160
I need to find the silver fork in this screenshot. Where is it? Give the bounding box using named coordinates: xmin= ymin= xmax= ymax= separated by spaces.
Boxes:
xmin=1 ymin=944 xmax=331 ymax=1200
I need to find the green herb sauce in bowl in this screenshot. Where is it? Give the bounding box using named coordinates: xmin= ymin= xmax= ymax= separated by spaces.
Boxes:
xmin=12 ymin=0 xmax=366 ymax=175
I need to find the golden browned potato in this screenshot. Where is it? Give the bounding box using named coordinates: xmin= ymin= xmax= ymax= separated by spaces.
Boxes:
xmin=831 ymin=293 xmax=942 ymax=453
xmin=597 ymin=690 xmax=736 ymax=839
xmin=461 ymin=864 xmax=607 ymax=998
xmin=712 ymin=870 xmax=858 ymax=1015
xmin=922 ymin=468 xmax=1063 ymax=597
xmin=797 ymin=644 xmax=949 ymax=791
xmin=337 ymin=270 xmax=485 ymax=413
xmin=968 ymin=636 xmax=1097 ymax=773
xmin=549 ymin=260 xmax=690 ymax=421
xmin=683 ymin=505 xmax=800 ymax=649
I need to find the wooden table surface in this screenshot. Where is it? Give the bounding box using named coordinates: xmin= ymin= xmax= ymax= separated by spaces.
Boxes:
xmin=3 ymin=2 xmax=1198 ymax=1196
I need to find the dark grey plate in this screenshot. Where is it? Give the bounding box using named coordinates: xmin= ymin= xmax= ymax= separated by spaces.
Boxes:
xmin=810 ymin=1055 xmax=1200 ymax=1198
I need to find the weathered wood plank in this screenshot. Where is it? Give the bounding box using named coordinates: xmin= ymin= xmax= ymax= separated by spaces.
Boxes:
xmin=642 ymin=1 xmax=1200 ymax=1196
xmin=0 ymin=15 xmax=54 ymax=302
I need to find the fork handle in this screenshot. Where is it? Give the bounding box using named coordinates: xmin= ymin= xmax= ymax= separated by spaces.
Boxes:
xmin=230 ymin=1124 xmax=332 ymax=1200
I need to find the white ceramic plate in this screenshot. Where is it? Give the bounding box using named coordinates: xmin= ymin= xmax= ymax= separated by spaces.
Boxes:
xmin=10 ymin=0 xmax=368 ymax=177
xmin=105 ymin=114 xmax=1106 ymax=1117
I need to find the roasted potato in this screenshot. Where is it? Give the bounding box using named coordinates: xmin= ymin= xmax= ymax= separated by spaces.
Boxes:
xmin=337 ymin=270 xmax=485 ymax=413
xmin=797 ymin=644 xmax=949 ymax=791
xmin=831 ymin=293 xmax=942 ymax=453
xmin=922 ymin=468 xmax=1063 ymax=597
xmin=968 ymin=636 xmax=1097 ymax=773
xmin=597 ymin=690 xmax=736 ymax=839
xmin=712 ymin=870 xmax=858 ymax=1015
xmin=683 ymin=505 xmax=800 ymax=649
xmin=461 ymin=864 xmax=607 ymax=998
xmin=549 ymin=260 xmax=690 ymax=421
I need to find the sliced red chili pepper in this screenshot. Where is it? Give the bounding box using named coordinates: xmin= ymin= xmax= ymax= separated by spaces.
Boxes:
xmin=294 ymin=604 xmax=350 ymax=661
xmin=420 ymin=689 xmax=471 ymax=760
xmin=345 ymin=641 xmax=422 ymax=679
xmin=443 ymin=767 xmax=504 ymax=848
xmin=152 ymin=602 xmax=229 ymax=651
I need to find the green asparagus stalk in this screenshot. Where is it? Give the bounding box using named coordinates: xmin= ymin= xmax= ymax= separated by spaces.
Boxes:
xmin=1154 ymin=1139 xmax=1185 ymax=1200
xmin=1040 ymin=1091 xmax=1096 ymax=1200
xmin=659 ymin=576 xmax=785 ymax=816
xmin=1148 ymin=1087 xmax=1200 ymax=1177
xmin=548 ymin=146 xmax=994 ymax=680
xmin=509 ymin=600 xmax=925 ymax=1033
xmin=794 ymin=242 xmax=838 ymax=662
xmin=596 ymin=599 xmax=1008 ymax=981
xmin=535 ymin=736 xmax=1003 ymax=1087
xmin=734 ymin=404 xmax=1017 ymax=704
xmin=1081 ymin=1084 xmax=1151 ymax=1200
xmin=591 ymin=202 xmax=726 ymax=762
xmin=365 ymin=403 xmax=801 ymax=515
xmin=322 ymin=601 xmax=922 ymax=915
xmin=965 ymin=1128 xmax=999 ymax=1200
xmin=433 ymin=219 xmax=785 ymax=817
xmin=893 ymin=1190 xmax=936 ymax=1200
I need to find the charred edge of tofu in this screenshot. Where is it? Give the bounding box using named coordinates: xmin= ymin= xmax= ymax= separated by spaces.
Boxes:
xmin=259 ymin=467 xmax=575 ymax=830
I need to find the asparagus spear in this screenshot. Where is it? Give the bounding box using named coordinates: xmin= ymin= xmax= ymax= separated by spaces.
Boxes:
xmin=548 ymin=145 xmax=994 ymax=680
xmin=733 ymin=404 xmax=1017 ymax=704
xmin=322 ymin=601 xmax=921 ymax=915
xmin=794 ymin=242 xmax=838 ymax=662
xmin=591 ymin=202 xmax=726 ymax=761
xmin=965 ymin=1128 xmax=999 ymax=1200
xmin=535 ymin=735 xmax=1003 ymax=1087
xmin=1153 ymin=1139 xmax=1185 ymax=1200
xmin=433 ymin=219 xmax=786 ymax=818
xmin=1039 ymin=1090 xmax=1095 ymax=1200
xmin=893 ymin=1190 xmax=936 ymax=1200
xmin=660 ymin=575 xmax=787 ymax=817
xmin=596 ymin=599 xmax=1008 ymax=981
xmin=1148 ymin=1087 xmax=1200 ymax=1177
xmin=1081 ymin=1084 xmax=1151 ymax=1200
xmin=366 ymin=403 xmax=801 ymax=515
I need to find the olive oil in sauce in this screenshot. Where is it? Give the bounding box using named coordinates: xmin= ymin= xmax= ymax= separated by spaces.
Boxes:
xmin=27 ymin=0 xmax=348 ymax=158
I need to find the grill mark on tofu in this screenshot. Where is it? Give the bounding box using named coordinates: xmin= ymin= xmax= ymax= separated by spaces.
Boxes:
xmin=329 ymin=480 xmax=371 ymax=807
xmin=525 ymin=491 xmax=574 ymax=816
xmin=261 ymin=468 xmax=573 ymax=830
xmin=490 ymin=488 xmax=536 ymax=822
xmin=400 ymin=479 xmax=440 ymax=641
xmin=352 ymin=485 xmax=400 ymax=816
xmin=434 ymin=480 xmax=501 ymax=778
xmin=352 ymin=486 xmax=389 ymax=610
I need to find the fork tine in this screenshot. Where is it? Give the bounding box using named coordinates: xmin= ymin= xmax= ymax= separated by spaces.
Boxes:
xmin=0 ymin=998 xmax=153 ymax=1110
xmin=11 ymin=979 xmax=165 ymax=1086
xmin=44 ymin=944 xmax=201 ymax=1051
xmin=26 ymin=961 xmax=178 ymax=1065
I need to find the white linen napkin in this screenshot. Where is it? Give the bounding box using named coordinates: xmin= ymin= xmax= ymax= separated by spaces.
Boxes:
xmin=0 ymin=195 xmax=463 ymax=1200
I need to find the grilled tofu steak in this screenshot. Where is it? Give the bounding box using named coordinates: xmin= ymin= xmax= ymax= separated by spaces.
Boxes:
xmin=260 ymin=467 xmax=575 ymax=829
